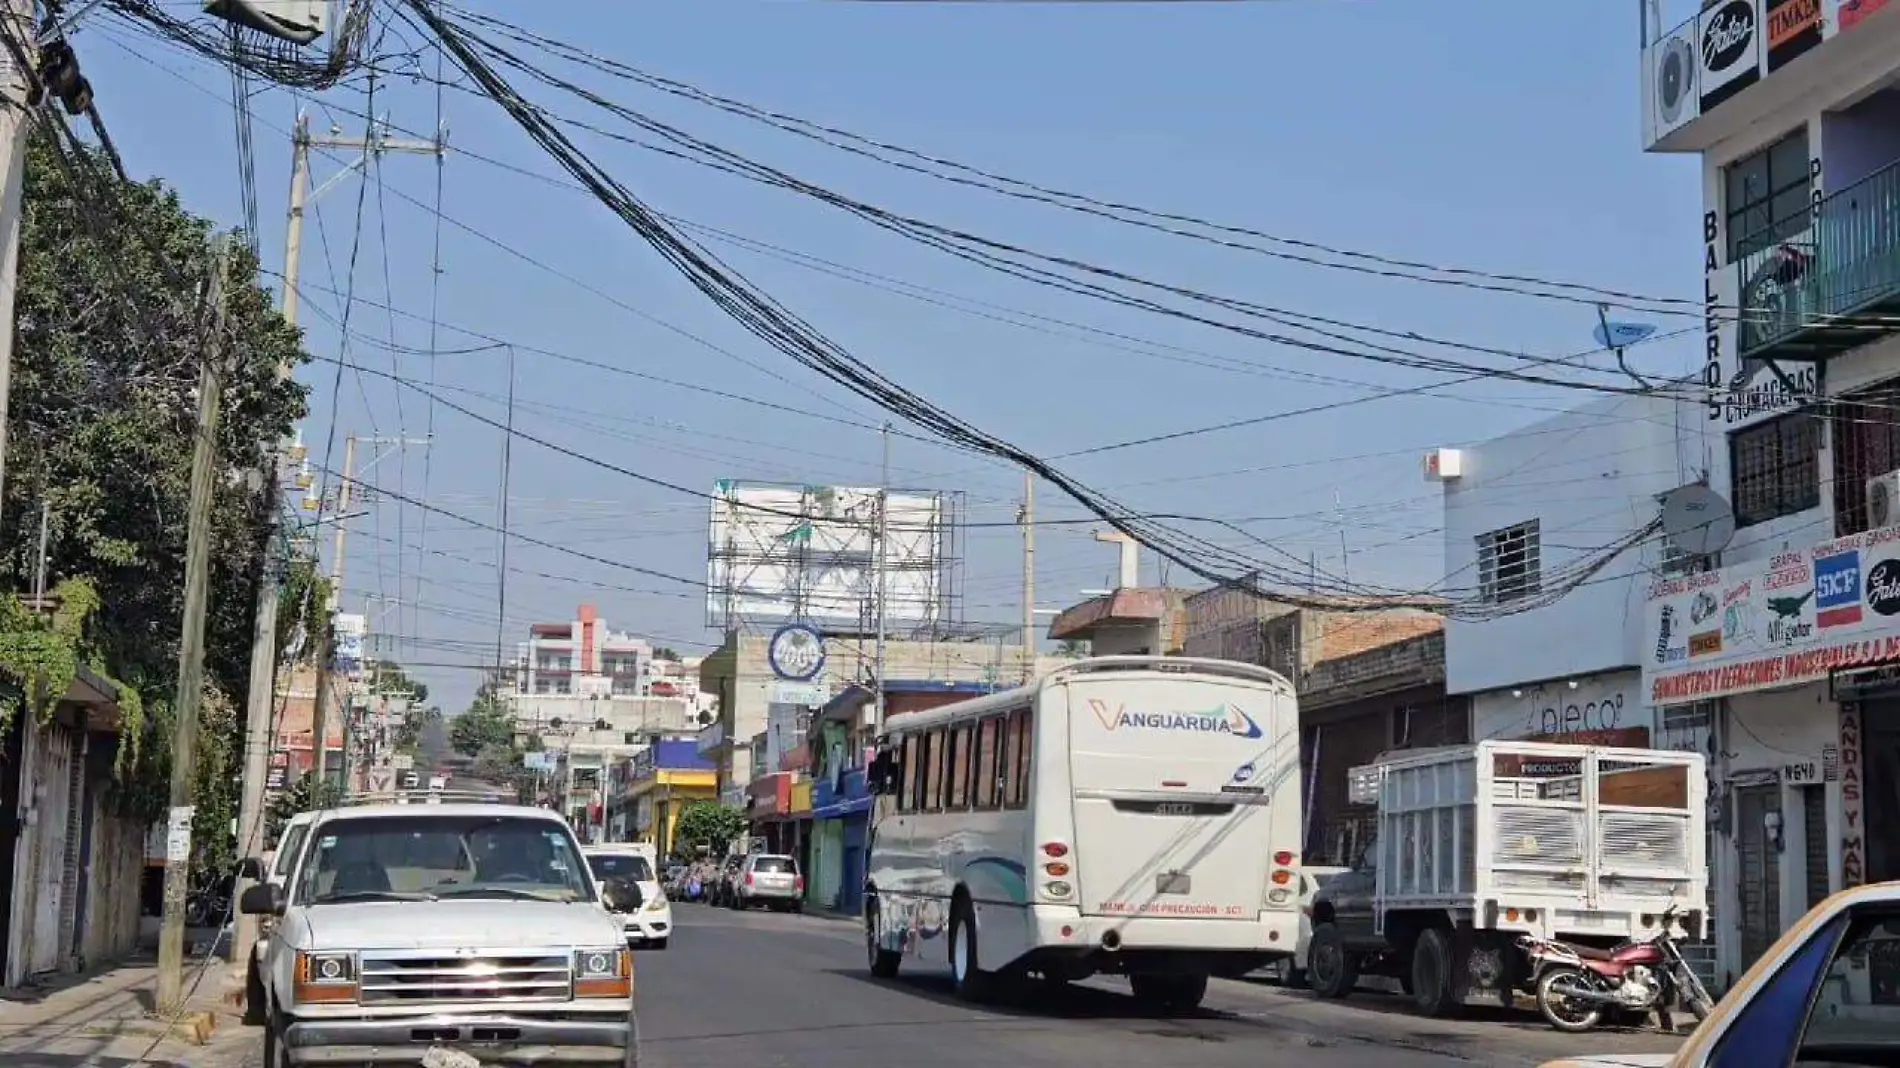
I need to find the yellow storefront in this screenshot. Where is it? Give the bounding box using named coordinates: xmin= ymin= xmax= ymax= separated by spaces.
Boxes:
xmin=628 ymin=768 xmax=718 ymax=857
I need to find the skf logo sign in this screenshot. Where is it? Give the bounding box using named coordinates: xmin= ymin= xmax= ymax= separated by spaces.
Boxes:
xmin=1815 ymin=550 xmax=1863 ymax=628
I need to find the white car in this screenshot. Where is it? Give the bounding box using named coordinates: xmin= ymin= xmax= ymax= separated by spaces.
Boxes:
xmin=584 ymin=845 xmax=672 ymax=950
xmin=1260 ymin=865 xmax=1350 ymax=988
xmin=240 ymin=798 xmax=636 ymax=1068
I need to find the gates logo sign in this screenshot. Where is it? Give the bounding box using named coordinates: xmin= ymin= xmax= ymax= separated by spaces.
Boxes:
xmin=1814 ymin=549 xmax=1864 ymax=628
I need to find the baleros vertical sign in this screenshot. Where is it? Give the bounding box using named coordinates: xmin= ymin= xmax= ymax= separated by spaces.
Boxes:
xmin=1766 ymin=0 xmax=1822 ymax=70
xmin=1699 ymin=0 xmax=1762 ymax=112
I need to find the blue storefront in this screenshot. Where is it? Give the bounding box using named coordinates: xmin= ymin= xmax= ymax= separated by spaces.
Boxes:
xmin=811 ymin=768 xmax=871 ymax=915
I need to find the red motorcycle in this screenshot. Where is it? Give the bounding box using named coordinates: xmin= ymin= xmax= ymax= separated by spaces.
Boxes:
xmin=1518 ymin=906 xmax=1715 ymax=1033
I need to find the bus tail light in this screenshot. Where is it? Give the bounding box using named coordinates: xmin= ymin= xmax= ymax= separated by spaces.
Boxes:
xmin=1038 ymin=841 xmax=1073 ymax=902
xmin=1266 ymin=849 xmax=1298 ymax=909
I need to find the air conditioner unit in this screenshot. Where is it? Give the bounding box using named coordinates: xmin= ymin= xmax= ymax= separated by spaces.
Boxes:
xmin=1869 ymin=470 xmax=1900 ymax=530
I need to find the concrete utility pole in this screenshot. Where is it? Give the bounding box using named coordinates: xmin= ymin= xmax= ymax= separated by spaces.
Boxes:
xmin=157 ymin=238 xmax=232 ymax=1016
xmin=233 ymin=112 xmax=442 ymax=964
xmin=231 ymin=112 xmax=315 ymax=972
xmin=872 ymin=422 xmax=890 ymax=731
xmin=307 ymin=432 xmax=354 ymax=792
xmin=1020 ymin=471 xmax=1035 ymax=683
xmin=0 ymin=0 xmax=37 ymax=543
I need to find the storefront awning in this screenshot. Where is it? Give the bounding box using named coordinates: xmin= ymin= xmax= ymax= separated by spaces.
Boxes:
xmin=812 ymin=795 xmax=872 ymax=820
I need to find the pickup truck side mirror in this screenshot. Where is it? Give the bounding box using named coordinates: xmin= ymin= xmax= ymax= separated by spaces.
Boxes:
xmin=239 ymin=882 xmax=286 ymax=916
xmin=237 ymin=856 xmax=265 ymax=880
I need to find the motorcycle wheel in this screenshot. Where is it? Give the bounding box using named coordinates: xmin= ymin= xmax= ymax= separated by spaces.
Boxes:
xmin=1536 ymin=966 xmax=1608 ymax=1033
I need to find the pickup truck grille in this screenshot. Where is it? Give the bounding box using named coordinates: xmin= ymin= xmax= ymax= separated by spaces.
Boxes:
xmin=359 ymin=953 xmax=572 ymax=1004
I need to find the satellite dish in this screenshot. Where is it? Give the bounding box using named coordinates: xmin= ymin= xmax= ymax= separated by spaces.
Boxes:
xmin=1660 ymin=484 xmax=1736 ymax=556
xmin=1594 ymin=321 xmax=1659 ymax=349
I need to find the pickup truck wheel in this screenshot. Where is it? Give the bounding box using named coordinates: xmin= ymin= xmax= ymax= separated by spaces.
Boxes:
xmin=242 ymin=959 xmax=267 ymax=1026
xmin=262 ymin=1013 xmax=290 ymax=1068
xmin=1411 ymin=928 xmax=1459 ymax=1017
xmin=1306 ymin=924 xmax=1357 ymax=999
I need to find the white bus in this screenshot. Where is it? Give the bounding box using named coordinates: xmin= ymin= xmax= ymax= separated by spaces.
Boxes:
xmin=862 ymin=656 xmax=1303 ymax=1011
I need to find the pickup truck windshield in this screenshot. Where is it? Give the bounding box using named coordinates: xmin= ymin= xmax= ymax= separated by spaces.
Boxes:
xmin=297 ymin=815 xmax=593 ymax=905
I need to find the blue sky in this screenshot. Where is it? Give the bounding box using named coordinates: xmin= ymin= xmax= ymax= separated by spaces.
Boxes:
xmin=79 ymin=1 xmax=1705 ymax=711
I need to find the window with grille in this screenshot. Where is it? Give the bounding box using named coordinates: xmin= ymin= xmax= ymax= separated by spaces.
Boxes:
xmin=1830 ymin=383 xmax=1900 ymax=536
xmin=1730 ymin=413 xmax=1820 ymax=528
xmin=1476 ymin=520 xmax=1541 ymax=604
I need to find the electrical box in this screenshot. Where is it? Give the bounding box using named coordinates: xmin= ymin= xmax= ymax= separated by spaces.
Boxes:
xmin=203 ymin=0 xmax=329 ymax=44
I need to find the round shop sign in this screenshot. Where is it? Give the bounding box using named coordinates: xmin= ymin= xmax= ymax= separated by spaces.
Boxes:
xmin=768 ymin=623 xmax=826 ymax=681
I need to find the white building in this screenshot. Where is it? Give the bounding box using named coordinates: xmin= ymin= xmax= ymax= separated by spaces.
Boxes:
xmin=1435 ymin=388 xmax=1716 ymax=976
xmin=1633 ymin=0 xmax=1900 ymax=987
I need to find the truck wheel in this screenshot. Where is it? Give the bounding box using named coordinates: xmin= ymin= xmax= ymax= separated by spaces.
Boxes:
xmin=1411 ymin=928 xmax=1460 ymax=1017
xmin=1306 ymin=924 xmax=1358 ymax=999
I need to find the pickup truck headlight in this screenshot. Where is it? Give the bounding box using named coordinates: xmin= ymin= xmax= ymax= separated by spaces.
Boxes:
xmin=573 ymin=947 xmax=631 ymax=999
xmin=644 ymin=897 xmax=668 ymax=913
xmin=293 ymin=951 xmax=359 ymax=1005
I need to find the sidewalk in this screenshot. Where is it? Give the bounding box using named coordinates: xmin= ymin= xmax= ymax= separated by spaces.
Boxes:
xmin=0 ymin=953 xmax=255 ymax=1068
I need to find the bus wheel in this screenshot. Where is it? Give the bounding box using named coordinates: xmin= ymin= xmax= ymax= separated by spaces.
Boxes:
xmin=865 ymin=900 xmax=901 ymax=979
xmin=949 ymin=899 xmax=990 ymax=1001
xmin=1131 ymin=973 xmax=1208 ymax=1014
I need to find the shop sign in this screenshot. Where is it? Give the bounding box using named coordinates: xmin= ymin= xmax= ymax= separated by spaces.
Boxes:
xmin=1841 ymin=704 xmax=1865 ymax=888
xmin=1643 ymin=525 xmax=1900 ymax=704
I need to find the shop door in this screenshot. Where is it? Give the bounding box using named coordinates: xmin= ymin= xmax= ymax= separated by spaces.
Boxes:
xmin=28 ymin=726 xmax=76 ymax=975
xmin=1867 ymin=718 xmax=1900 ymax=884
xmin=1735 ymin=784 xmax=1782 ymax=971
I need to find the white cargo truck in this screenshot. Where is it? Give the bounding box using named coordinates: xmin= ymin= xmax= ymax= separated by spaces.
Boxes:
xmin=1305 ymin=740 xmax=1708 ymax=1018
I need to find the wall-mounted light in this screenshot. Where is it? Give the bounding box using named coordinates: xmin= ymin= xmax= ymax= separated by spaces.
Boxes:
xmin=1567 ymin=680 xmax=1581 ymax=690
xmin=1511 ymin=689 xmax=1524 ymax=699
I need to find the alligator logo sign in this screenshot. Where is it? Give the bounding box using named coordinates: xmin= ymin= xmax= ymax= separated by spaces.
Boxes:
xmin=1766 ymin=589 xmax=1815 ymax=645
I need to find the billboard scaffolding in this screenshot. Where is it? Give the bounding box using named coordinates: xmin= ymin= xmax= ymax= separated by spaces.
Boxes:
xmin=705 ymin=480 xmax=964 ymax=635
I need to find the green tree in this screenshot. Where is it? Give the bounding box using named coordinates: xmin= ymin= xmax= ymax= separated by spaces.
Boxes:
xmin=264 ymin=774 xmax=343 ymax=846
xmin=450 ymin=690 xmax=516 ymax=757
xmin=652 ymin=647 xmax=680 ymax=662
xmin=672 ymin=802 xmax=749 ymax=855
xmin=0 ymin=131 xmax=308 ymax=868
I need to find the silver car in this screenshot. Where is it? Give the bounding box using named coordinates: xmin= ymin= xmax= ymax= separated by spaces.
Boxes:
xmin=731 ymin=854 xmax=804 ymax=912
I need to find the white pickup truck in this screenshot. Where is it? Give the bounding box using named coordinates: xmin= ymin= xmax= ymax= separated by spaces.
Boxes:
xmin=1307 ymin=740 xmax=1709 ymax=1018
xmin=240 ymin=796 xmax=640 ymax=1067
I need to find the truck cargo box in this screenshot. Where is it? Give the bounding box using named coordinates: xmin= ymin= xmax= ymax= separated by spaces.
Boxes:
xmin=1347 ymin=740 xmax=1707 ymax=941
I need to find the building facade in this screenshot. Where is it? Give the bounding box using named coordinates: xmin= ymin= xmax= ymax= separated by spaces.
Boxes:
xmin=1 ymin=666 xmax=145 ymax=986
xmin=1434 ymin=386 xmax=1716 ymax=978
xmin=1638 ymin=0 xmax=1900 ymax=989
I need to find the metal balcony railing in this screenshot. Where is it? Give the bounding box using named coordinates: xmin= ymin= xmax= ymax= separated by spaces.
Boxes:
xmin=1737 ymin=160 xmax=1900 ymax=361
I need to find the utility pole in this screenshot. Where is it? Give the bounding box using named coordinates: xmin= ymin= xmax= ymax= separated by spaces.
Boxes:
xmin=157 ymin=238 xmax=231 ymax=1016
xmin=871 ymin=422 xmax=890 ymax=731
xmin=307 ymin=433 xmax=354 ymax=793
xmin=231 ymin=112 xmax=314 ymax=972
xmin=1019 ymin=471 xmax=1035 ymax=683
xmin=0 ymin=0 xmax=37 ymax=543
xmin=233 ymin=112 xmax=442 ymax=966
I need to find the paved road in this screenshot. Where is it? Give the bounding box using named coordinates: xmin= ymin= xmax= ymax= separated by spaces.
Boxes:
xmin=640 ymin=903 xmax=1688 ymax=1068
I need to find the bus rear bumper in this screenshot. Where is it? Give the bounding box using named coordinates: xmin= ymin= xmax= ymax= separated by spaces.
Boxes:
xmin=1025 ymin=905 xmax=1299 ymax=971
